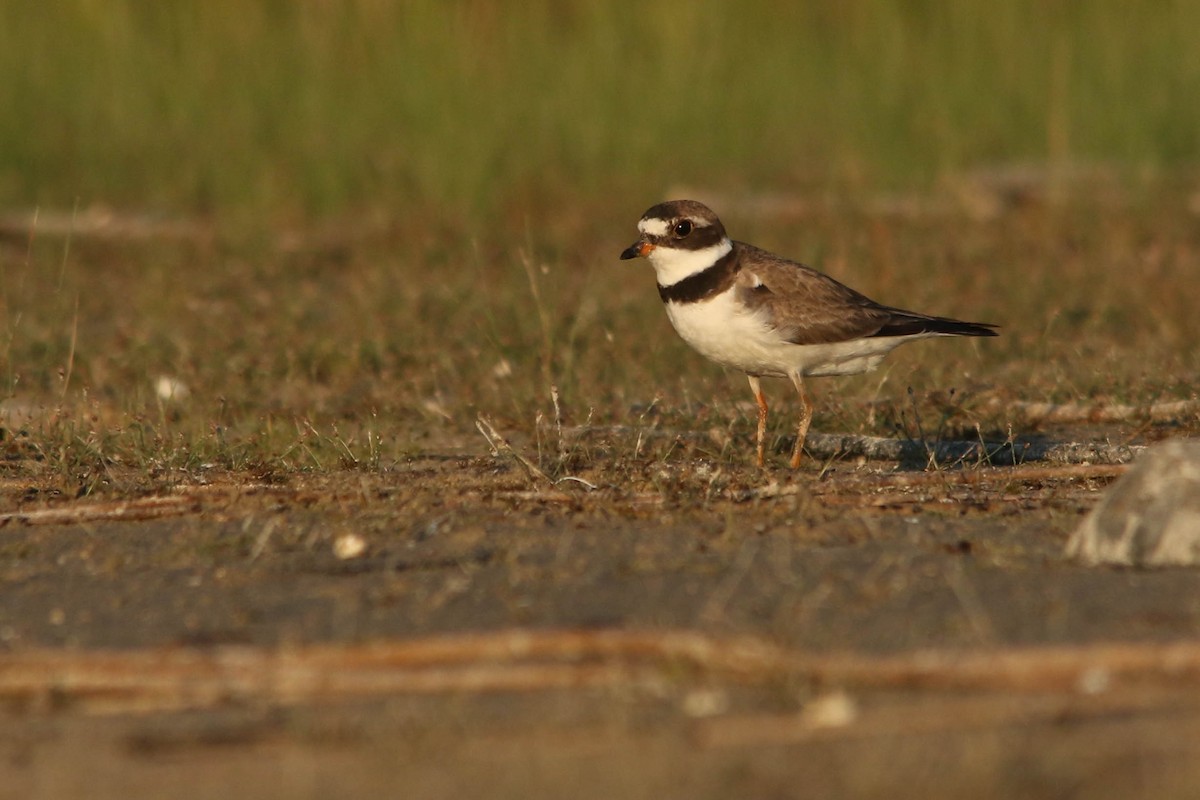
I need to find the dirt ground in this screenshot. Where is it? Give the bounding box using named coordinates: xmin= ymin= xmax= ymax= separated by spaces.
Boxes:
xmin=2 ymin=422 xmax=1200 ymax=799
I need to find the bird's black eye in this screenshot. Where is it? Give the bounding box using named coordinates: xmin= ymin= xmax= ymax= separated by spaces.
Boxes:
xmin=674 ymin=220 xmax=693 ymax=237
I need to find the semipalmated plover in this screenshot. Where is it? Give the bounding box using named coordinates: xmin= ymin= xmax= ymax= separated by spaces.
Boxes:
xmin=620 ymin=199 xmax=998 ymax=468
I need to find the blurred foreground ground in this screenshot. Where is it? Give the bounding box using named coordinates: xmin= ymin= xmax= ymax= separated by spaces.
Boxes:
xmin=2 ymin=430 xmax=1199 ymax=799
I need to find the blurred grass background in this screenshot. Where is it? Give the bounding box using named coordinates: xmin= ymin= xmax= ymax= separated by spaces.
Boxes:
xmin=3 ymin=1 xmax=1198 ymax=220
xmin=1 ymin=1 xmax=1198 ymax=491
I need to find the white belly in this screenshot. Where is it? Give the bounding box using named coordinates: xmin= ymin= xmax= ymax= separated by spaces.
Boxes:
xmin=664 ymin=291 xmax=922 ymax=378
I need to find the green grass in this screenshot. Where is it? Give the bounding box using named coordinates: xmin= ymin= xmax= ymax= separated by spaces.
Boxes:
xmin=0 ymin=3 xmax=1198 ymax=495
xmin=2 ymin=2 xmax=1197 ymax=222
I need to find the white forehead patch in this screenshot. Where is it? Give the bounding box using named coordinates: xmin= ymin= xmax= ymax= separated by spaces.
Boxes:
xmin=638 ymin=216 xmax=713 ymax=237
xmin=637 ymin=218 xmax=670 ymax=237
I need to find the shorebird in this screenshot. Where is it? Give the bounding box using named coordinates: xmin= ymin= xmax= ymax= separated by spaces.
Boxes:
xmin=620 ymin=199 xmax=998 ymax=467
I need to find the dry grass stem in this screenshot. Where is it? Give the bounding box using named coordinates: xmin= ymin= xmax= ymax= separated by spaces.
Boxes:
xmin=475 ymin=416 xmax=552 ymax=485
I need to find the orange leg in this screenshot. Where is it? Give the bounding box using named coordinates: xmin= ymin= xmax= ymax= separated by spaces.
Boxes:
xmin=747 ymin=375 xmax=768 ymax=468
xmin=788 ymin=373 xmax=813 ymax=469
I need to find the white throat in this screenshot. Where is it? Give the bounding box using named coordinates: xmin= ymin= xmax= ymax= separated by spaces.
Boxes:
xmin=649 ymin=238 xmax=733 ymax=287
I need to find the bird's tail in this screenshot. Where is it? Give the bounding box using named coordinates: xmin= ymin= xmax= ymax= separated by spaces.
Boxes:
xmin=872 ymin=313 xmax=999 ymax=338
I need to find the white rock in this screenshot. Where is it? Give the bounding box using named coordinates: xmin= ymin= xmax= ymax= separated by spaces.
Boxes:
xmin=332 ymin=533 xmax=367 ymax=560
xmin=1066 ymin=440 xmax=1200 ymax=566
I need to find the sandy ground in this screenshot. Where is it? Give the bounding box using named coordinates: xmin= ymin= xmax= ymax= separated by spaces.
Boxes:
xmin=2 ymin=432 xmax=1200 ymax=799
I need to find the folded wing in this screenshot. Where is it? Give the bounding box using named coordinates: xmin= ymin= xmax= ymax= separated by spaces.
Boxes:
xmin=732 ymin=243 xmax=998 ymax=345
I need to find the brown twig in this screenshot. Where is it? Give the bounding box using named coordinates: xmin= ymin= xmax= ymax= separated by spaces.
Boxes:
xmin=0 ymin=495 xmax=202 ymax=528
xmin=5 ymin=628 xmax=1200 ymax=716
xmin=801 ymin=431 xmax=1143 ymax=466
xmin=990 ymin=398 xmax=1200 ymax=425
xmin=733 ymin=463 xmax=1126 ymax=502
xmin=567 ymin=425 xmax=1147 ymax=465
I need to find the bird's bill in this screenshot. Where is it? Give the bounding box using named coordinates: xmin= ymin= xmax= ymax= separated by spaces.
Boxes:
xmin=620 ymin=240 xmax=655 ymax=260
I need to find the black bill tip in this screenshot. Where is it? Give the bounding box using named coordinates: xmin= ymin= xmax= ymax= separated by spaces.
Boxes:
xmin=620 ymin=241 xmax=651 ymax=260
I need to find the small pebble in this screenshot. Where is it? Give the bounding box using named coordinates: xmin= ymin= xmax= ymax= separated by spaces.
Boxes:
xmin=333 ymin=533 xmax=367 ymax=560
xmin=802 ymin=691 xmax=858 ymax=728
